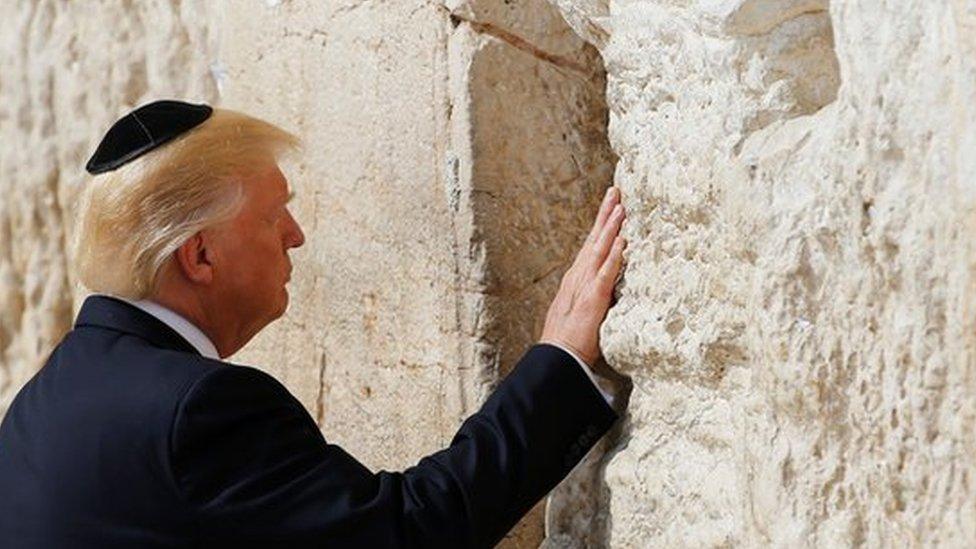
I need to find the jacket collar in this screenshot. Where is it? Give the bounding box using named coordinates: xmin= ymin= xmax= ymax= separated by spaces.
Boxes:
xmin=73 ymin=294 xmax=202 ymax=357
xmin=114 ymin=297 xmax=220 ymax=359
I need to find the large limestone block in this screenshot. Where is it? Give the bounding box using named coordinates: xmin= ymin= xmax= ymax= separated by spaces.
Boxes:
xmin=217 ymin=0 xmax=474 ymax=475
xmin=549 ymin=0 xmax=976 ymax=546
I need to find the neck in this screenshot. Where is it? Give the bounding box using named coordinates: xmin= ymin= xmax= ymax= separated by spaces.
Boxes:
xmin=151 ymin=292 xmax=232 ymax=358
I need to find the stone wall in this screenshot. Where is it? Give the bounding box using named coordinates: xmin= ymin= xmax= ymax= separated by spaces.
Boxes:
xmin=548 ymin=0 xmax=976 ymax=546
xmin=5 ymin=0 xmax=974 ymax=547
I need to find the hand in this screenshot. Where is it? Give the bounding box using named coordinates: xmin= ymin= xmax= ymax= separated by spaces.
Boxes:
xmin=540 ymin=186 xmax=627 ymax=366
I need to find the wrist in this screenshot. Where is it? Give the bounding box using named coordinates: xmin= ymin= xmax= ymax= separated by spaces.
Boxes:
xmin=538 ymin=338 xmax=596 ymax=367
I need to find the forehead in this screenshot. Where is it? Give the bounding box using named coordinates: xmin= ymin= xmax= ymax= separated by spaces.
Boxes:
xmin=242 ymin=163 xmax=289 ymax=200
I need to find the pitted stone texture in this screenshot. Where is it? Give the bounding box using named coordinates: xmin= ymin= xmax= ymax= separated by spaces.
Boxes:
xmin=551 ymin=0 xmax=976 ymax=546
xmin=0 ymin=0 xmax=221 ymax=415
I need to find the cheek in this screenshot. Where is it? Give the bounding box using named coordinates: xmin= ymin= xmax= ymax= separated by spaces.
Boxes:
xmin=223 ymin=242 xmax=269 ymax=279
xmin=256 ymin=235 xmax=288 ymax=274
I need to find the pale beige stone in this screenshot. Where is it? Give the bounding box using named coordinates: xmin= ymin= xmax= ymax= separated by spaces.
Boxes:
xmin=550 ymin=0 xmax=976 ymax=546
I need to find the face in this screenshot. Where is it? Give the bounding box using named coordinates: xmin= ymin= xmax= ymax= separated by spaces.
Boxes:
xmin=207 ymin=161 xmax=305 ymax=337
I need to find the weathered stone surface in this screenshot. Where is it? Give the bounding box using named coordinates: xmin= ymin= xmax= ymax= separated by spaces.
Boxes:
xmin=22 ymin=0 xmax=972 ymax=546
xmin=550 ymin=0 xmax=976 ymax=546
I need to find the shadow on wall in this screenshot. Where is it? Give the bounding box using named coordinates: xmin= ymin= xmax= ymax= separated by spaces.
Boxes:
xmin=446 ymin=0 xmax=619 ymax=546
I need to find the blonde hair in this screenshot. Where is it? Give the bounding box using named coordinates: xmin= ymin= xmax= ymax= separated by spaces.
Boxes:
xmin=71 ymin=107 xmax=301 ymax=299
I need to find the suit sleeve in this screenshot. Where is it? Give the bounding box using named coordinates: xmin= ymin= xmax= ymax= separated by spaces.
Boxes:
xmin=169 ymin=343 xmax=619 ymax=548
xmin=545 ymin=341 xmax=616 ymax=408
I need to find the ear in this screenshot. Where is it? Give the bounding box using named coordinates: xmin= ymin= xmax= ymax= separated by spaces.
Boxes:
xmin=173 ymin=232 xmax=215 ymax=285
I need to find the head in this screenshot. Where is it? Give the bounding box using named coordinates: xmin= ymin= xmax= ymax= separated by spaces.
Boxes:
xmin=72 ymin=107 xmax=306 ymax=357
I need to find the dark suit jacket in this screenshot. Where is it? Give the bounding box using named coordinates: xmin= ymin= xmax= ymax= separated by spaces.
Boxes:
xmin=0 ymin=294 xmax=618 ymax=548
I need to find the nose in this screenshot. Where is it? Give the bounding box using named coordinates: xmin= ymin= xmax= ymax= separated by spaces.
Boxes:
xmin=284 ymin=210 xmax=305 ymax=249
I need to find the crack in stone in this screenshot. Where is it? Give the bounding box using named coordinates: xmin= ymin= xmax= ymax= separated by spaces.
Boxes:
xmin=530 ymin=263 xmax=562 ymax=285
xmin=315 ymin=350 xmax=327 ymax=426
xmin=728 ymin=6 xmax=828 ymax=37
xmin=447 ymin=11 xmax=589 ymax=77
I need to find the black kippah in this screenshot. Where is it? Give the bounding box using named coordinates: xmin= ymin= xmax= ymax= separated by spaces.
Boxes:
xmin=85 ymin=99 xmax=213 ymax=175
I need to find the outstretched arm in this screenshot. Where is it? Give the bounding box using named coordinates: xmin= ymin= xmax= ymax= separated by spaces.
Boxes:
xmin=169 ymin=343 xmax=617 ymax=548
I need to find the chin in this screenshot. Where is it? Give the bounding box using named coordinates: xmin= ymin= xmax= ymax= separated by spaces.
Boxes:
xmin=277 ymin=288 xmax=289 ymax=314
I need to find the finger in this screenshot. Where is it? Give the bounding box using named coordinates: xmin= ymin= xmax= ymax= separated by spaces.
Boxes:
xmin=591 ymin=203 xmax=625 ymax=271
xmin=586 ymin=187 xmax=619 ymax=245
xmin=570 ymin=188 xmax=619 ymax=274
xmin=597 ymin=235 xmax=627 ymax=291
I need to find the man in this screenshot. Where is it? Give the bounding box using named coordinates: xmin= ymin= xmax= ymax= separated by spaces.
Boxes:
xmin=0 ymin=100 xmax=628 ymax=547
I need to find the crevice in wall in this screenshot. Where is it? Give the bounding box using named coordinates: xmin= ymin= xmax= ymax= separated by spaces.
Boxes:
xmin=708 ymin=0 xmax=829 ymax=37
xmin=448 ymin=11 xmax=590 ymax=77
xmin=733 ymin=5 xmax=841 ymax=154
xmin=315 ymin=350 xmax=327 ymax=426
xmin=446 ymin=0 xmax=617 ymax=545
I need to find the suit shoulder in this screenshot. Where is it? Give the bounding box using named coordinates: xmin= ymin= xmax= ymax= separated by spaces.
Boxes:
xmin=34 ymin=327 xmax=230 ymax=422
xmin=64 ymin=325 xmax=220 ymax=377
xmin=173 ymin=363 xmax=298 ymax=419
